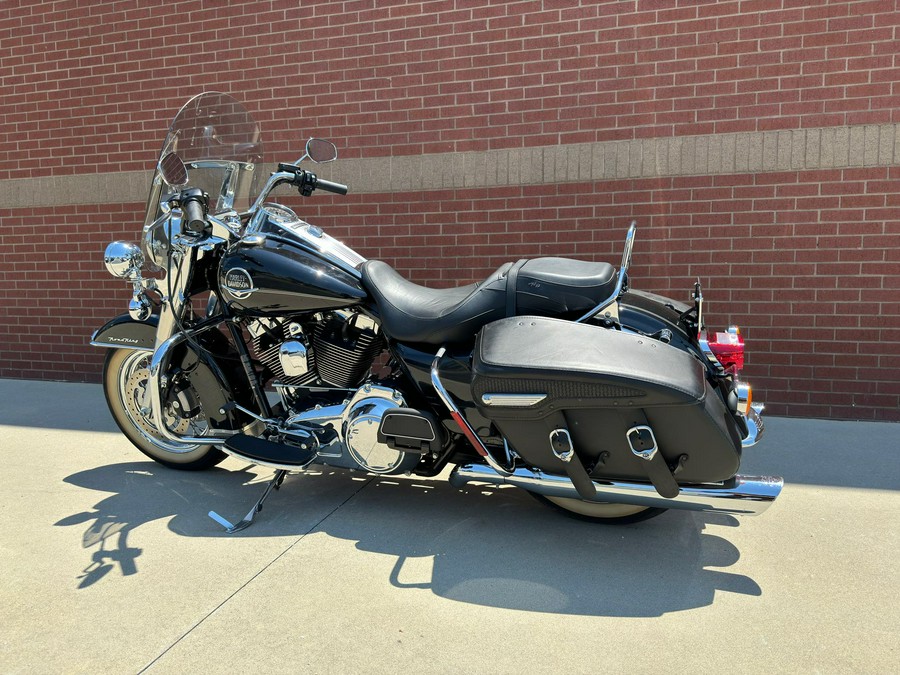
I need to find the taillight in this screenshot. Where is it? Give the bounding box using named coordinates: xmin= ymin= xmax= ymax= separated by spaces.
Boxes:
xmin=706 ymin=326 xmax=745 ymax=374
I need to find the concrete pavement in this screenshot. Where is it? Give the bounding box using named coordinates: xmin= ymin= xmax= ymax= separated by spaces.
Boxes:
xmin=0 ymin=378 xmax=897 ymax=673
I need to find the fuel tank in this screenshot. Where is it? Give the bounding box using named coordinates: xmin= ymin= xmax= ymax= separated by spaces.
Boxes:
xmin=219 ymin=232 xmax=367 ymax=317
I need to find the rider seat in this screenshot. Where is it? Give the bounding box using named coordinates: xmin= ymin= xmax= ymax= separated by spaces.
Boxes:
xmin=360 ymin=257 xmax=617 ymax=344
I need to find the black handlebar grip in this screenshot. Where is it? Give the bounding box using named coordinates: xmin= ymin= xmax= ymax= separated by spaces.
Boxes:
xmin=314 ymin=177 xmax=349 ymax=195
xmin=181 ymin=189 xmax=208 ymax=234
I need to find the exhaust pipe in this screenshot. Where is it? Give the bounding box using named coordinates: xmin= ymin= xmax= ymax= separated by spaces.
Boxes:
xmin=449 ymin=464 xmax=783 ymax=516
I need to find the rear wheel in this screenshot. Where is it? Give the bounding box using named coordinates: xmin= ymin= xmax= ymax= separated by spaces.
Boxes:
xmin=103 ymin=349 xmax=226 ymax=470
xmin=531 ymin=493 xmax=667 ymax=524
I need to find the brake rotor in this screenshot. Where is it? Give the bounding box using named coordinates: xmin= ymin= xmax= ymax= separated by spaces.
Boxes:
xmin=124 ymin=366 xmax=192 ymax=437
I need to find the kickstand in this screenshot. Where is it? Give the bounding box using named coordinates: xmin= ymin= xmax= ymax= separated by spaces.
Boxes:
xmin=209 ymin=469 xmax=288 ymax=533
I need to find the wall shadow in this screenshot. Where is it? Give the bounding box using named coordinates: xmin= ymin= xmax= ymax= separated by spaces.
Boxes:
xmin=57 ymin=461 xmax=760 ymax=616
xmin=0 ymin=380 xmax=119 ymax=433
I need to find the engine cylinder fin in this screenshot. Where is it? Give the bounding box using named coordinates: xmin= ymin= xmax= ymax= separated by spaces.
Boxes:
xmin=312 ymin=316 xmax=382 ymax=388
xmin=248 ymin=318 xmax=318 ymax=387
xmin=246 ymin=313 xmax=383 ymax=389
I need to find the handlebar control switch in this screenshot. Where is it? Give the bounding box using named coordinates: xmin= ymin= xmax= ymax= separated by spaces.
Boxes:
xmin=297 ymin=171 xmax=317 ymax=197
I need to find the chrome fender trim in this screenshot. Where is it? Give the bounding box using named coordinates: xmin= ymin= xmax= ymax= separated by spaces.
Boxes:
xmin=448 ymin=464 xmax=783 ymax=516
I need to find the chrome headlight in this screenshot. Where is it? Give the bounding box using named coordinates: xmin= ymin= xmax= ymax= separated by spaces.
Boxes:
xmin=104 ymin=241 xmax=144 ymax=280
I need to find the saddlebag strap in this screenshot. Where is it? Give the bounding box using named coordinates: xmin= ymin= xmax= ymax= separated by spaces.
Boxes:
xmin=506 ymin=259 xmax=528 ymax=317
xmin=622 ymin=410 xmax=680 ymax=499
xmin=544 ymin=411 xmax=597 ymax=500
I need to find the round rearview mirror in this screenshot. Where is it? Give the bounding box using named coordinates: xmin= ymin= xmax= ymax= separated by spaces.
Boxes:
xmin=159 ymin=152 xmax=188 ymax=187
xmin=306 ymin=138 xmax=337 ymax=163
xmin=104 ymin=241 xmax=145 ymax=280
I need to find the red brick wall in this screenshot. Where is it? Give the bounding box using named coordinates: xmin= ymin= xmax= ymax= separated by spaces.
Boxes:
xmin=2 ymin=0 xmax=899 ymax=420
xmin=4 ymin=0 xmax=900 ymax=175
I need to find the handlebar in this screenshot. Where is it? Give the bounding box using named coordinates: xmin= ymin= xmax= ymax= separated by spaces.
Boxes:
xmin=277 ymin=163 xmax=349 ymax=197
xmin=179 ymin=188 xmax=209 ymax=234
xmin=314 ymin=177 xmax=349 ymax=195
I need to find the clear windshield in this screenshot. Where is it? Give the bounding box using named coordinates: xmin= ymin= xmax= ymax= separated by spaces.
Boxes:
xmin=144 ymin=92 xmax=263 ymax=227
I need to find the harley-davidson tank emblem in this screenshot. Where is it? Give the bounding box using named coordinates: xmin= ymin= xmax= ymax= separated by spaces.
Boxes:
xmin=223 ymin=268 xmax=255 ymax=299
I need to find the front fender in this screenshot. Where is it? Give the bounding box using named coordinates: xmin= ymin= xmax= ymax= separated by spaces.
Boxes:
xmin=93 ymin=313 xmax=257 ymax=432
xmin=91 ymin=313 xmax=159 ymax=351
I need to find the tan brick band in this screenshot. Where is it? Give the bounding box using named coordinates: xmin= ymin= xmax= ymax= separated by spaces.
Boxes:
xmin=3 ymin=125 xmax=899 ymax=210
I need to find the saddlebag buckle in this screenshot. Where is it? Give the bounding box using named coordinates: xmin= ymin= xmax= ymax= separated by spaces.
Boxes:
xmin=626 ymin=425 xmax=657 ymax=460
xmin=548 ymin=426 xmax=597 ymax=501
xmin=627 ymin=424 xmax=680 ymax=499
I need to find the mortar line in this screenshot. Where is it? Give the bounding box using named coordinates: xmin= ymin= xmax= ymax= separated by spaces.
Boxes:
xmin=137 ymin=474 xmax=374 ymax=673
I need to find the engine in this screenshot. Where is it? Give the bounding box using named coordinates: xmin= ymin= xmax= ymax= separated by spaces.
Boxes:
xmin=246 ymin=311 xmax=382 ymax=389
xmin=245 ymin=312 xmax=442 ymax=475
xmin=283 ymin=384 xmax=443 ymax=475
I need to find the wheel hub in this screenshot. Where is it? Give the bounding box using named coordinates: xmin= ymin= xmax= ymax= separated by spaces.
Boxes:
xmin=122 ymin=361 xmax=205 ymax=440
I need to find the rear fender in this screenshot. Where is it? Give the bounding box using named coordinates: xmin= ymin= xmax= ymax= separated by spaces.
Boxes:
xmin=619 ymin=291 xmax=698 ymax=355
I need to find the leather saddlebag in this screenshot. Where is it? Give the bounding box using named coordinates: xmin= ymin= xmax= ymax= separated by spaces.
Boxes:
xmin=471 ymin=316 xmax=742 ymax=484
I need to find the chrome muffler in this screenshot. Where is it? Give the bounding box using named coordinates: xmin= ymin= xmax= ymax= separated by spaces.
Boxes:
xmin=449 ymin=464 xmax=783 ymax=516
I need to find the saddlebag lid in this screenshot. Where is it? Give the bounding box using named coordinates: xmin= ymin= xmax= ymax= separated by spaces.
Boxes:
xmin=472 ymin=316 xmax=707 ymax=415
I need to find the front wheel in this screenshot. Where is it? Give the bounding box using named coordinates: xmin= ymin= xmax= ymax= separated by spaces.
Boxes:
xmin=530 ymin=493 xmax=667 ymax=524
xmin=103 ymin=349 xmax=226 ymax=470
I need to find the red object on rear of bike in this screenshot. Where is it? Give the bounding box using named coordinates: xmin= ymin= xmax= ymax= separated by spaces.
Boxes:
xmin=707 ymin=327 xmax=745 ymax=374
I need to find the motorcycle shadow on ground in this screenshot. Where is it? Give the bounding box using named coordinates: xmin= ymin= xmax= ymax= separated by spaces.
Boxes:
xmin=57 ymin=461 xmax=760 ymax=616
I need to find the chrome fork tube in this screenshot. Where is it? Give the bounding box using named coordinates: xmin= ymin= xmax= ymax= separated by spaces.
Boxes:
xmin=147 ymin=243 xmax=227 ymax=446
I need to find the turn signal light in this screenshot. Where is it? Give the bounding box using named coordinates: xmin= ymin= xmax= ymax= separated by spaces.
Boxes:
xmin=736 ymin=382 xmax=752 ymax=415
xmin=707 ymin=326 xmax=745 ymax=374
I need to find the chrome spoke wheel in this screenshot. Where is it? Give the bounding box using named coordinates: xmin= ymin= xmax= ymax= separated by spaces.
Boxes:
xmin=117 ymin=351 xmax=205 ymax=453
xmin=531 ymin=493 xmax=666 ymax=524
xmin=104 ymin=348 xmax=225 ymax=470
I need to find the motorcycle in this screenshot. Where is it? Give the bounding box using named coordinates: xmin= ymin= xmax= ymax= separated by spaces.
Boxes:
xmin=93 ymin=92 xmax=782 ymax=532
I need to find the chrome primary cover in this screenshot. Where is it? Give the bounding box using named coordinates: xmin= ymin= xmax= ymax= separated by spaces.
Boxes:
xmin=283 ymin=384 xmax=420 ymax=475
xmin=342 ymin=385 xmax=414 ymax=474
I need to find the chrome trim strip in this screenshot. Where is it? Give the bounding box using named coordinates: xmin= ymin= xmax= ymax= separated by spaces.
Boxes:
xmin=481 ymin=393 xmax=548 ymax=407
xmin=89 ymin=340 xmax=154 ymax=352
xmin=448 ymin=464 xmax=783 ymax=516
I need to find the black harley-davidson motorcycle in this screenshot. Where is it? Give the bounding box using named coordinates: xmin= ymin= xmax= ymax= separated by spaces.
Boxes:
xmin=93 ymin=92 xmax=781 ymax=532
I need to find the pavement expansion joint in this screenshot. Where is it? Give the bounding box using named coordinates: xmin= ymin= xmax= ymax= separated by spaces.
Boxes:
xmin=137 ymin=472 xmax=375 ymax=673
